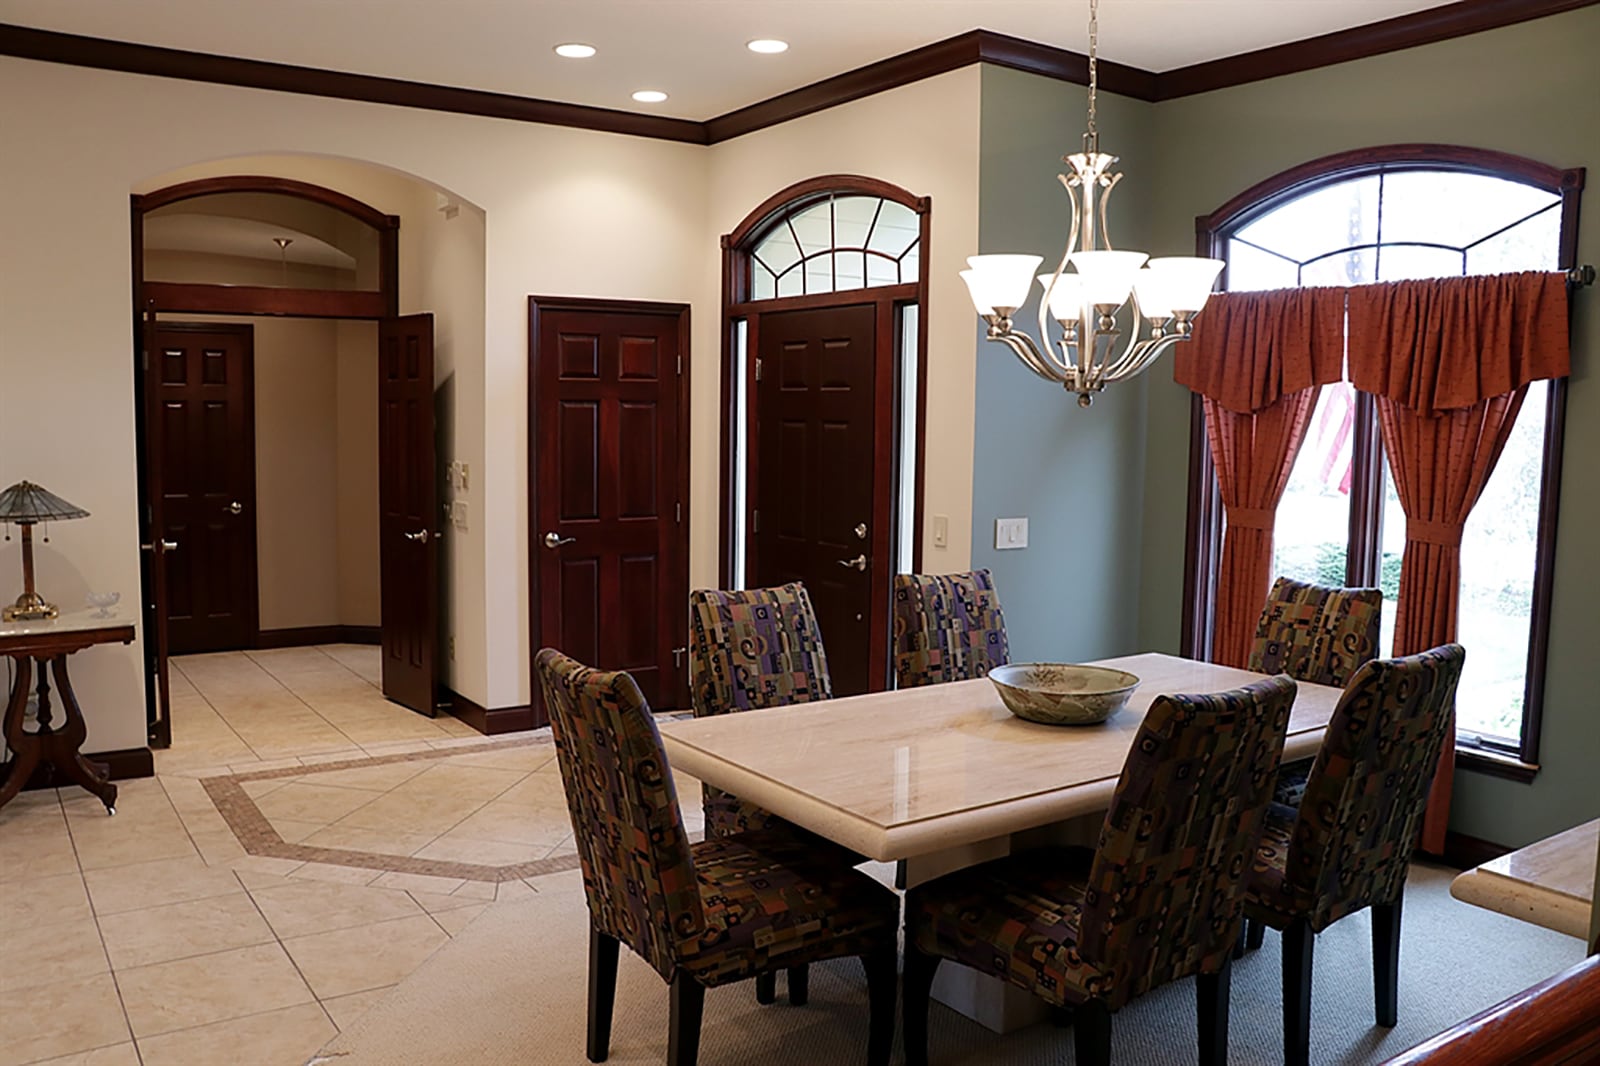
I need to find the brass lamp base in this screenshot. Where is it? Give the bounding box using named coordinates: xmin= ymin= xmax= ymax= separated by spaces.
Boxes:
xmin=3 ymin=592 xmax=59 ymax=622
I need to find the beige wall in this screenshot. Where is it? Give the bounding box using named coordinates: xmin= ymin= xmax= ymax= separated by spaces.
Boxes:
xmin=336 ymin=321 xmax=380 ymax=628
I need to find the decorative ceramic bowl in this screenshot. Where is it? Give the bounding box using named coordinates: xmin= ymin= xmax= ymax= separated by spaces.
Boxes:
xmin=988 ymin=663 xmax=1140 ymax=726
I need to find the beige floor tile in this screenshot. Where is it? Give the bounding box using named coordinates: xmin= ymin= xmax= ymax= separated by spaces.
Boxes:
xmin=169 ymin=804 xmax=231 ymax=837
xmin=288 ymin=861 xmax=383 ymax=886
xmin=70 ymin=819 xmax=199 ymax=871
xmin=319 ymin=985 xmax=393 ymax=1030
xmin=491 ymin=768 xmax=569 ymax=809
xmin=370 ymin=870 xmax=467 ymax=895
xmin=293 ymin=759 xmax=432 ymax=793
xmin=252 ymin=781 xmax=380 ymax=826
xmin=249 ymin=878 xmax=424 ymax=939
xmin=491 ymin=878 xmax=536 ymax=903
xmin=446 ymin=797 xmax=573 ymax=847
xmin=136 ymin=1000 xmax=336 ymax=1066
xmin=0 ymin=917 xmax=108 ymax=992
xmin=84 ymin=857 xmax=243 ymax=916
xmin=226 ymin=854 xmax=306 ymax=879
xmin=118 ymin=942 xmax=314 ymax=1038
xmin=411 ymin=834 xmax=547 ymax=865
xmin=330 ymin=788 xmax=486 ymax=836
xmin=431 ymin=903 xmax=489 ymax=936
xmin=0 ymin=824 xmax=80 ymax=883
xmin=298 ymin=821 xmax=439 ymax=856
xmin=357 ymin=740 xmax=438 ymax=757
xmin=443 ymin=745 xmax=556 ymax=772
xmin=434 ymin=716 xmax=484 ymax=737
xmin=266 ymin=817 xmax=327 ymax=844
xmin=6 ymin=872 xmax=94 ymax=927
xmin=188 ymin=830 xmax=248 ymax=866
xmin=0 ymin=973 xmax=131 ymax=1066
xmin=31 ymin=1042 xmax=142 ymax=1066
xmin=282 ymin=914 xmax=448 ymax=998
xmin=240 ymin=777 xmax=294 ymax=799
xmin=454 ymin=878 xmax=501 ymax=901
xmin=400 ymin=762 xmax=528 ymax=801
xmin=97 ymin=892 xmax=274 ymax=970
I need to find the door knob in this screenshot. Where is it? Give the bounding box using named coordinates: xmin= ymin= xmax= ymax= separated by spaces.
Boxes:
xmin=404 ymin=530 xmax=430 ymax=543
xmin=837 ymin=554 xmax=868 ymax=572
xmin=161 ymin=539 xmax=178 ymax=552
xmin=544 ymin=532 xmax=577 ymax=549
xmin=226 ymin=501 xmax=243 ymax=515
xmin=854 ymin=523 xmax=868 ymax=540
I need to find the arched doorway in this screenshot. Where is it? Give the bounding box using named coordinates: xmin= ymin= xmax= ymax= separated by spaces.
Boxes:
xmin=719 ymin=175 xmax=931 ymax=695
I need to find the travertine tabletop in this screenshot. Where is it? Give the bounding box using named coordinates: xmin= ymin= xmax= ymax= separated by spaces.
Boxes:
xmin=1451 ymin=818 xmax=1599 ymax=941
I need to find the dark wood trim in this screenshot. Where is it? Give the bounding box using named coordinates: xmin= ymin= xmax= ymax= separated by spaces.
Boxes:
xmin=1521 ymin=378 xmax=1567 ymax=766
xmin=728 ymin=284 xmax=920 ymax=318
xmin=1456 ymin=746 xmax=1541 ymax=783
xmin=725 ymin=176 xmax=923 ymax=249
xmin=1439 ymin=830 xmax=1512 ymax=870
xmin=135 ymin=174 xmax=400 ymax=228
xmin=1178 ymin=393 xmax=1220 ymax=661
xmin=141 ymin=282 xmax=389 ymax=320
xmin=1346 ymin=391 xmax=1384 ymax=588
xmin=255 ymin=625 xmax=381 ymax=649
xmin=911 ymin=195 xmax=932 ymax=575
xmin=16 ymin=747 xmax=155 ymax=792
xmin=448 ymin=689 xmax=537 ymax=736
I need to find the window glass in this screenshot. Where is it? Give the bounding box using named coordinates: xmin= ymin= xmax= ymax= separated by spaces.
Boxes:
xmin=1272 ymin=383 xmax=1356 ymax=588
xmin=749 ymin=195 xmax=919 ymax=299
xmin=1380 ymin=171 xmax=1559 ymax=247
xmin=1467 ymin=206 xmax=1561 ymax=274
xmin=1233 ymin=176 xmax=1380 ymax=263
xmin=1226 ymin=240 xmax=1298 ymax=292
xmin=1300 ymin=247 xmax=1376 ymax=288
xmin=1377 ymin=245 xmax=1466 ymax=281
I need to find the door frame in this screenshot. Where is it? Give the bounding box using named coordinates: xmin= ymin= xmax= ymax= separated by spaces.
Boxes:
xmin=718 ymin=175 xmax=931 ymax=690
xmin=527 ymin=295 xmax=693 ymax=720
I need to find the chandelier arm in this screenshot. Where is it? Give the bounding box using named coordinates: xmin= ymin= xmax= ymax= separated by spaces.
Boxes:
xmin=1096 ymin=302 xmax=1150 ymax=383
xmin=1097 ymin=173 xmax=1122 ymax=251
xmin=988 ymin=326 xmax=1070 ymax=383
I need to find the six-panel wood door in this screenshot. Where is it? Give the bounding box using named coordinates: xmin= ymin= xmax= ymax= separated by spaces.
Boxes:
xmin=378 ymin=314 xmax=439 ymax=716
xmin=750 ymin=304 xmax=880 ymax=696
xmin=149 ymin=324 xmax=259 ymax=654
xmin=532 ymin=300 xmax=689 ymax=714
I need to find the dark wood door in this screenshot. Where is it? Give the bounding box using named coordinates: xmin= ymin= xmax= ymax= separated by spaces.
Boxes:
xmin=378 ymin=314 xmax=438 ymax=716
xmin=532 ymin=299 xmax=690 ymax=714
xmin=138 ymin=309 xmax=174 ymax=748
xmin=149 ymin=324 xmax=258 ymax=655
xmin=750 ymin=304 xmax=880 ymax=696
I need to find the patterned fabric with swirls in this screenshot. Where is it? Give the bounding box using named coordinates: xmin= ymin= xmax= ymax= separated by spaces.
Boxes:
xmin=892 ymin=570 xmax=1011 ymax=688
xmin=1248 ymin=643 xmax=1466 ymax=933
xmin=909 ymin=675 xmax=1296 ymax=1011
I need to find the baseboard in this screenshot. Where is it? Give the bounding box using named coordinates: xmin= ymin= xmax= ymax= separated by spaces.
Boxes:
xmin=1439 ymin=831 xmax=1512 ymax=870
xmin=256 ymin=625 xmax=381 ymax=649
xmin=13 ymin=747 xmax=155 ymax=793
xmin=449 ymin=689 xmax=545 ymax=735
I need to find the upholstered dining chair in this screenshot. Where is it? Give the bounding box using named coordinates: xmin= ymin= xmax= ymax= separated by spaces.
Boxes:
xmin=534 ymin=648 xmax=899 ymax=1066
xmin=891 ymin=569 xmax=1010 ymax=688
xmin=902 ymin=674 xmax=1298 ymax=1066
xmin=1248 ymin=576 xmax=1383 ymax=807
xmin=1243 ymin=643 xmax=1466 ymax=1066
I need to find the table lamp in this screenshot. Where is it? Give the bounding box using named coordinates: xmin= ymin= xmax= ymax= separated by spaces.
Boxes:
xmin=1 ymin=480 xmax=90 ymax=622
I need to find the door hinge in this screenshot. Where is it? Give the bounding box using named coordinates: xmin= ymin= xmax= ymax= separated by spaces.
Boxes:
xmin=752 ymin=509 xmax=760 ymax=534
xmin=754 ymin=357 xmax=763 ymax=382
xmin=675 ymin=501 xmax=681 ymax=523
xmin=676 ymin=354 xmax=682 ymax=375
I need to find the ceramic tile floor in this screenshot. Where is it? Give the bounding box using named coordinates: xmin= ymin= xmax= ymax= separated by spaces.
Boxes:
xmin=0 ymin=645 xmax=700 ymax=1066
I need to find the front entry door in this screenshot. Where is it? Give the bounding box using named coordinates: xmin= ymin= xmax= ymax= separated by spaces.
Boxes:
xmin=149 ymin=324 xmax=259 ymax=654
xmin=750 ymin=304 xmax=881 ymax=696
xmin=378 ymin=314 xmax=438 ymax=716
xmin=531 ymin=298 xmax=690 ymax=716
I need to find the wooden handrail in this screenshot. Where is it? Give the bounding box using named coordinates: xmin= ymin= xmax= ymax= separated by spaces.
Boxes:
xmin=1383 ymin=953 xmax=1600 ymax=1065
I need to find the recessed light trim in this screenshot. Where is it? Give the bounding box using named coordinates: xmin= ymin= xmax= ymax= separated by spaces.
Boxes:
xmin=554 ymin=43 xmax=596 ymax=59
xmin=747 ymin=39 xmax=789 ymax=54
xmin=631 ymin=90 xmax=668 ymax=104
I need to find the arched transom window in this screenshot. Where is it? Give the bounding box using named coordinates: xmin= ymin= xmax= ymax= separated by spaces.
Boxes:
xmin=749 ymin=194 xmax=920 ymax=300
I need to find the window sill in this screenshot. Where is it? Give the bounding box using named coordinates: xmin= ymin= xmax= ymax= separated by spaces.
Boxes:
xmin=1457 ymin=746 xmax=1539 ymax=783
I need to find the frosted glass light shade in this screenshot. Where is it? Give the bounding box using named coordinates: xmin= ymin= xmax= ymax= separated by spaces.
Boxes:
xmin=964 ymin=255 xmax=1044 ymax=312
xmin=1133 ymin=269 xmax=1177 ymax=319
xmin=958 ymin=270 xmax=993 ymax=315
xmin=1067 ymin=250 xmax=1148 ymax=307
xmin=1147 ymin=257 xmax=1225 ymax=312
xmin=1036 ymin=273 xmax=1084 ymax=322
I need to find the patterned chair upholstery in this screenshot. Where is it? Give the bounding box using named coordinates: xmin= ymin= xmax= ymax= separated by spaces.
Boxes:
xmin=534 ymin=648 xmax=898 ymax=1066
xmin=892 ymin=570 xmax=1010 ymax=688
xmin=903 ymin=675 xmax=1297 ymax=1066
xmin=1249 ymin=576 xmax=1384 ymax=807
xmin=1244 ymin=644 xmax=1466 ymax=1066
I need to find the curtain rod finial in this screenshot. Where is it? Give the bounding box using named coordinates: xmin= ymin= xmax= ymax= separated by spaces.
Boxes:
xmin=1567 ymin=265 xmax=1595 ymax=287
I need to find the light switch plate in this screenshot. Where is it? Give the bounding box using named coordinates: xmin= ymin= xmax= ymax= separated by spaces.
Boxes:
xmin=452 ymin=500 xmax=469 ymax=530
xmin=932 ymin=514 xmax=949 ymax=549
xmin=995 ymin=517 xmax=1028 ymax=550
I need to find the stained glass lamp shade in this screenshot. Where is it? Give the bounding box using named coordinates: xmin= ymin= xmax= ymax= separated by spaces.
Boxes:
xmin=1 ymin=481 xmax=90 ymax=622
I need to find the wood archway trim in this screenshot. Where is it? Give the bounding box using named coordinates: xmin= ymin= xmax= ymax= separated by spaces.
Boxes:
xmin=136 ymin=174 xmax=399 ymax=230
xmin=724 ymin=174 xmax=927 ymax=253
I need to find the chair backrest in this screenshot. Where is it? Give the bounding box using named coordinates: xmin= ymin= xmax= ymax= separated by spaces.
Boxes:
xmin=688 ymin=584 xmax=833 ymax=716
xmin=1284 ymin=644 xmax=1466 ymax=932
xmin=534 ymin=648 xmax=702 ymax=982
xmin=1079 ymin=675 xmax=1296 ymax=1007
xmin=892 ymin=570 xmax=1011 ymax=688
xmin=1248 ymin=576 xmax=1383 ymax=688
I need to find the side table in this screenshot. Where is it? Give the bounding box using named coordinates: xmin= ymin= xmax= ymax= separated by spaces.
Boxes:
xmin=0 ymin=611 xmax=136 ymax=815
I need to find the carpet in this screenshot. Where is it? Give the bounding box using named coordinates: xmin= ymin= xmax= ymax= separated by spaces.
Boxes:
xmin=314 ymin=861 xmax=1583 ymax=1065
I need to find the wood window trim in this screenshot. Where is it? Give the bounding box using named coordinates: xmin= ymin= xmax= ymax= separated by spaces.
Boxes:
xmin=1181 ymin=143 xmax=1585 ymax=772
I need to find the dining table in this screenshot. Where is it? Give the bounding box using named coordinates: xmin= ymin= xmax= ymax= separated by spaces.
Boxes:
xmin=1449 ymin=818 xmax=1599 ymax=946
xmin=658 ymin=651 xmax=1345 ymax=1032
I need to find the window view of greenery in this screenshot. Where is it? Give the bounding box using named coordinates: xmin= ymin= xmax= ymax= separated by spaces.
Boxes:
xmin=1226 ymin=169 xmax=1561 ymax=750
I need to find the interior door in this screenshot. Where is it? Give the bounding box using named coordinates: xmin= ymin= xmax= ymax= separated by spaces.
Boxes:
xmin=138 ymin=307 xmax=173 ymax=748
xmin=533 ymin=299 xmax=689 ymax=714
xmin=750 ymin=304 xmax=880 ymax=696
xmin=378 ymin=314 xmax=439 ymax=716
xmin=149 ymin=323 xmax=259 ymax=654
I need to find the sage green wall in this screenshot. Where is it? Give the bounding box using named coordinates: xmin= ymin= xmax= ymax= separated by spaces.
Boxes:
xmin=1131 ymin=5 xmax=1600 ymax=847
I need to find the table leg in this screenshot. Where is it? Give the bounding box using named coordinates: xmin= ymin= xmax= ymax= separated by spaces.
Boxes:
xmin=48 ymin=655 xmax=117 ymax=814
xmin=0 ymin=656 xmax=40 ymax=810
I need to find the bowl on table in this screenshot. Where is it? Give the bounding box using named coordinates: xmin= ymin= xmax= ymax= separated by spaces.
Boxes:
xmin=988 ymin=663 xmax=1140 ymax=726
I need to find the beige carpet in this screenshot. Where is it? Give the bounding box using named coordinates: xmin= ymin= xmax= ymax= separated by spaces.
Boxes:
xmin=314 ymin=862 xmax=1583 ymax=1065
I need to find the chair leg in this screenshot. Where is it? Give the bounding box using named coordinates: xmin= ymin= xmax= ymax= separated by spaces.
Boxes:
xmin=788 ymin=964 xmax=810 ymax=1006
xmin=1197 ymin=956 xmax=1232 ymax=1066
xmin=863 ymin=947 xmax=897 ymax=1066
xmin=1373 ymin=898 xmax=1402 ymax=1028
xmin=902 ymin=944 xmax=941 ymax=1066
xmin=1232 ymin=923 xmax=1246 ymax=960
xmin=1282 ymin=919 xmax=1314 ymax=1066
xmin=1073 ymin=998 xmax=1113 ymax=1066
xmin=1247 ymin=918 xmax=1265 ymax=952
xmin=755 ymin=971 xmax=776 ymax=1004
xmin=586 ymin=929 xmax=619 ymax=1063
xmin=667 ymin=974 xmax=705 ymax=1066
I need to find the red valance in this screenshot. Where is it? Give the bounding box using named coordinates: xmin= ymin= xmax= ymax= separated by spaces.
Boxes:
xmin=1347 ymin=271 xmax=1569 ymax=413
xmin=1173 ymin=287 xmax=1345 ymax=414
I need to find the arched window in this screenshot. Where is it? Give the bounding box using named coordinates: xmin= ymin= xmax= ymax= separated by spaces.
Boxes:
xmin=747 ymin=193 xmax=921 ymax=299
xmin=1187 ymin=146 xmax=1583 ymax=772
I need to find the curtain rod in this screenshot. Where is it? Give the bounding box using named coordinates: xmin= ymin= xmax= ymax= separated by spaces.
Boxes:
xmin=1568 ymin=265 xmax=1595 ymax=288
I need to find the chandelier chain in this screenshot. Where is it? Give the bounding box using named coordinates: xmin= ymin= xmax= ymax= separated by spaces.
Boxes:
xmin=1085 ymin=0 xmax=1099 ymax=151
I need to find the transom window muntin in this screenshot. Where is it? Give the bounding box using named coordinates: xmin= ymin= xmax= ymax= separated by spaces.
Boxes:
xmin=749 ymin=194 xmax=921 ymax=300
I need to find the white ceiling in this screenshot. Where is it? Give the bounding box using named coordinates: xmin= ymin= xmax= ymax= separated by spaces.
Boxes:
xmin=7 ymin=0 xmax=1457 ymax=120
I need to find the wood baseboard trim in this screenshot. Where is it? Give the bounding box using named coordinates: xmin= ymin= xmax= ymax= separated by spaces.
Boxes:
xmin=448 ymin=690 xmax=544 ymax=736
xmin=16 ymin=747 xmax=155 ymax=793
xmin=256 ymin=625 xmax=381 ymax=649
xmin=1438 ymin=831 xmax=1512 ymax=870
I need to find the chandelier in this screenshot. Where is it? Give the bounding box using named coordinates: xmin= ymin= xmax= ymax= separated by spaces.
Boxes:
xmin=959 ymin=0 xmax=1224 ymax=406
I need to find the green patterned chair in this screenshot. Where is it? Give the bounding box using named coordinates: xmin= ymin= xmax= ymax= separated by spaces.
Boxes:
xmin=535 ymin=649 xmax=898 ymax=1066
xmin=1243 ymin=643 xmax=1465 ymax=1066
xmin=902 ymin=675 xmax=1297 ymax=1066
xmin=892 ymin=570 xmax=1010 ymax=688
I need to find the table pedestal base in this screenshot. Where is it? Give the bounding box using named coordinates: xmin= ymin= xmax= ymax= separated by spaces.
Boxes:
xmin=0 ymin=654 xmax=118 ymax=814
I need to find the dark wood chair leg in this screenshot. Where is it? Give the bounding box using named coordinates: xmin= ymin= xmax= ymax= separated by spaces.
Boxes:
xmin=1282 ymin=919 xmax=1314 ymax=1066
xmin=863 ymin=947 xmax=897 ymax=1066
xmin=586 ymin=929 xmax=619 ymax=1063
xmin=788 ymin=964 xmax=809 ymax=1006
xmin=1073 ymin=998 xmax=1113 ymax=1066
xmin=1373 ymin=898 xmax=1402 ymax=1028
xmin=755 ymin=971 xmax=776 ymax=1004
xmin=902 ymin=944 xmax=941 ymax=1066
xmin=667 ymin=974 xmax=705 ymax=1066
xmin=1197 ymin=956 xmax=1232 ymax=1066
xmin=1247 ymin=918 xmax=1265 ymax=952
xmin=1233 ymin=922 xmax=1247 ymax=960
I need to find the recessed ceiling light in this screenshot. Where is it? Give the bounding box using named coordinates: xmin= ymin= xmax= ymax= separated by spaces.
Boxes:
xmin=632 ymin=90 xmax=668 ymax=104
xmin=747 ymin=39 xmax=789 ymax=54
xmin=554 ymin=43 xmax=596 ymax=59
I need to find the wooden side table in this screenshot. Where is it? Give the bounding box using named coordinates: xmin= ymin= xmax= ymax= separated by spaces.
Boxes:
xmin=0 ymin=612 xmax=136 ymax=815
